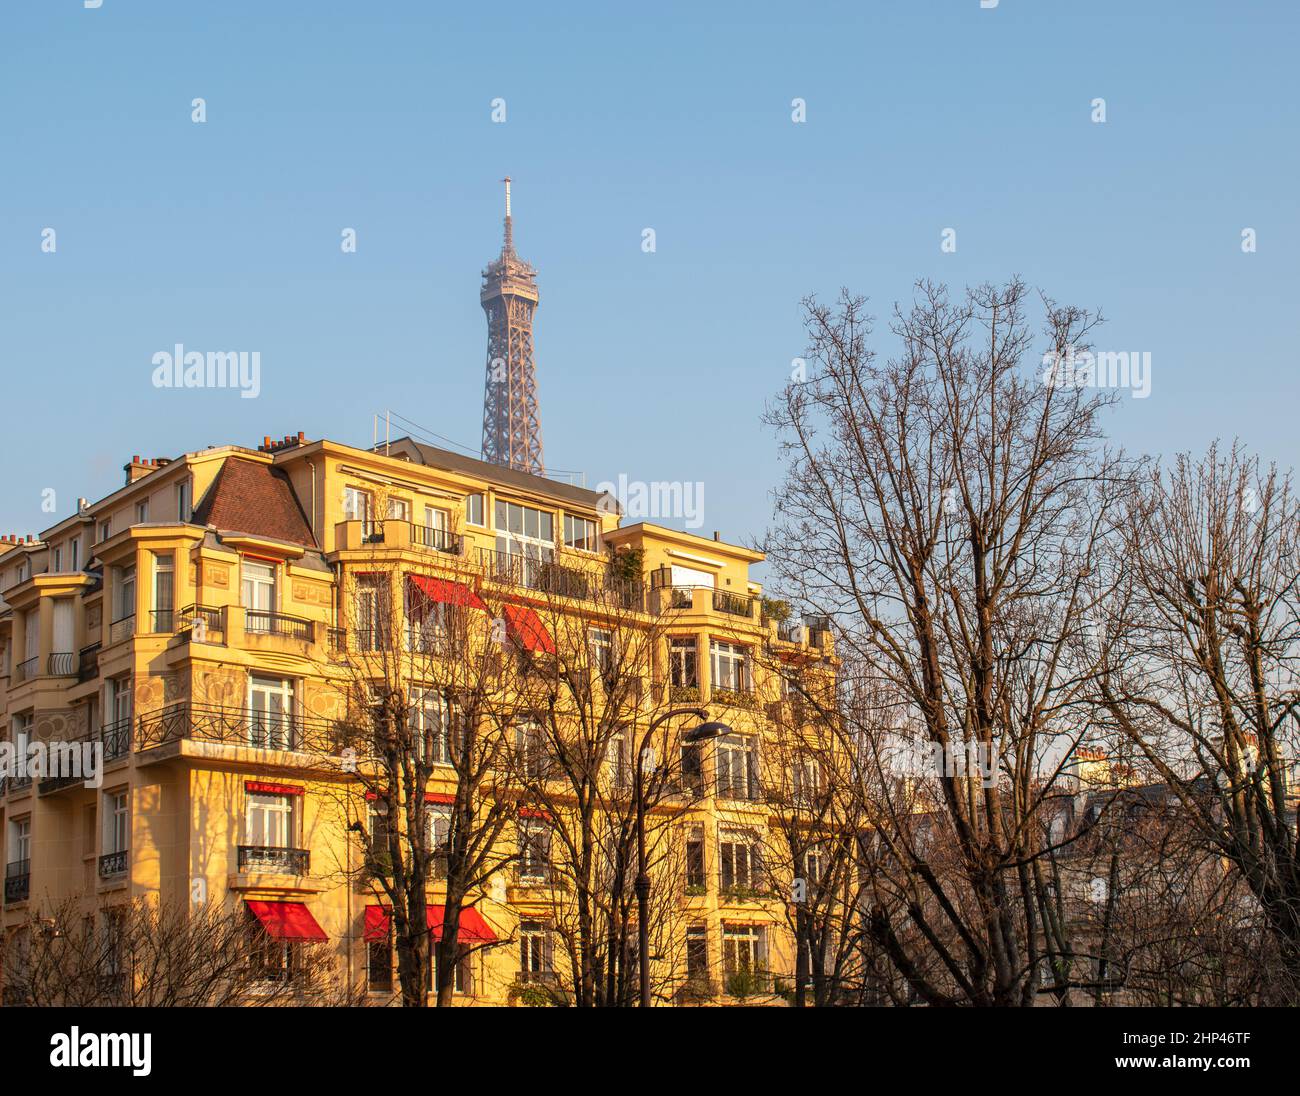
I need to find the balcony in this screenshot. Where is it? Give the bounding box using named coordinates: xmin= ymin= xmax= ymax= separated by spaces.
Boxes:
xmin=712 ymin=589 xmax=755 ymax=619
xmin=244 ymin=610 xmax=314 ymax=643
xmin=711 ymin=683 xmax=757 ymax=710
xmin=109 ymin=613 xmax=135 ymax=644
xmin=409 ymin=523 xmax=463 ymax=555
xmin=336 ymin=518 xmax=463 ymax=556
xmin=719 ymin=877 xmax=770 ymax=903
xmin=37 ymin=717 xmax=132 ymax=794
xmin=4 ymin=860 xmax=30 ymax=903
xmin=98 ymin=850 xmax=128 ymax=879
xmin=77 ymin=642 xmax=101 ymax=683
xmin=516 ymin=969 xmax=560 ymax=986
xmin=136 ymin=703 xmax=342 ymax=756
xmin=47 ymin=651 xmax=75 ymax=676
xmin=477 ymin=548 xmax=642 ymax=611
xmin=237 ymin=846 xmax=310 ymax=875
xmin=13 ymin=656 xmax=37 ymax=682
xmin=648 ymin=574 xmax=758 ymax=620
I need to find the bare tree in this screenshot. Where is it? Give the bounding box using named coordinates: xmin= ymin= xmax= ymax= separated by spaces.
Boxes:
xmin=1096 ymin=441 xmax=1300 ymax=1001
xmin=763 ymin=280 xmax=1131 ymax=1005
xmin=505 ymin=560 xmax=698 ymax=1006
xmin=1 ymin=897 xmax=352 ymax=1007
xmin=326 ymin=509 xmax=521 ymax=1006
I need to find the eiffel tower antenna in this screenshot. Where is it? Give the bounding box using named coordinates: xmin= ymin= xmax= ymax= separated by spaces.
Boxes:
xmin=480 ymin=177 xmax=543 ymax=474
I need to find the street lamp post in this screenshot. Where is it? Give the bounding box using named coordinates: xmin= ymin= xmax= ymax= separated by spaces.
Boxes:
xmin=634 ymin=708 xmax=731 ymax=1007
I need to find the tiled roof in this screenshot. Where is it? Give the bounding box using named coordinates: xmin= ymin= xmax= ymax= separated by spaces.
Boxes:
xmin=191 ymin=457 xmax=315 ymax=547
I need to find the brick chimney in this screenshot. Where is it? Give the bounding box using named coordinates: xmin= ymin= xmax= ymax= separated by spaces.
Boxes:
xmin=124 ymin=456 xmax=169 ymax=484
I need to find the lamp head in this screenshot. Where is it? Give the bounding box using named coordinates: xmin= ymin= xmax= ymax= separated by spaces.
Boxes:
xmin=685 ymin=721 xmax=732 ymax=743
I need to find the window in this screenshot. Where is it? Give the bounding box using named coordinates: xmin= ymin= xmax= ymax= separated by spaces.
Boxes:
xmin=428 ymin=805 xmax=451 ymax=879
xmin=247 ymin=906 xmax=299 ymax=984
xmin=17 ymin=558 xmax=29 ymax=583
xmin=519 ymin=820 xmax=551 ymax=883
xmin=494 ymin=501 xmax=555 ymax=580
xmin=410 ymin=688 xmax=452 ymax=766
xmin=685 ymin=825 xmax=706 ymax=890
xmin=69 ymin=537 xmax=80 ymax=571
xmin=464 ymin=493 xmax=485 ymax=527
xmin=588 ymin=627 xmax=613 ymax=675
xmin=722 ymin=925 xmax=766 ymax=982
xmin=248 ymin=676 xmax=295 ymax=749
xmin=367 ymin=933 xmax=393 ymax=993
xmin=103 ymin=790 xmax=129 ymax=855
xmin=680 ymin=741 xmax=705 ymax=796
xmin=52 ymin=545 xmax=62 ymax=571
xmin=355 ymin=574 xmax=391 ymax=651
xmin=107 ymin=677 xmax=132 ymax=735
xmin=405 ymin=581 xmax=447 ymax=653
xmin=606 ymin=732 xmax=629 ymax=790
xmin=176 ymin=481 xmax=192 ymax=522
xmin=422 ymin=505 xmax=452 ymax=550
xmin=344 ymin=486 xmax=374 ymax=523
xmin=717 ymin=737 xmax=759 ymax=800
xmin=241 ymin=560 xmax=276 ymax=630
xmin=114 ymin=563 xmax=136 ymax=624
xmin=435 ymin=946 xmax=474 ymax=995
xmin=519 ymin=920 xmax=552 ymax=981
xmin=710 ymin=640 xmax=750 ymax=693
xmin=563 ymin=514 xmax=598 ymax=552
xmin=99 ymin=908 xmax=126 ymax=986
xmin=152 ymin=552 xmax=174 ymax=632
xmin=99 ymin=519 xmax=111 ymax=543
xmin=686 ymin=925 xmax=709 ymax=981
xmin=516 ymin=722 xmax=551 ymax=780
xmin=134 ymin=499 xmax=149 ymax=524
xmin=9 ymin=816 xmax=31 ymax=866
xmin=792 ymin=755 xmax=824 ymax=806
xmin=246 ymin=792 xmax=295 ymax=849
xmin=386 ymin=497 xmax=410 ymax=521
xmin=719 ymin=829 xmax=764 ymax=893
xmin=799 ymin=843 xmax=827 ymax=889
xmin=669 ymin=637 xmax=697 ymax=688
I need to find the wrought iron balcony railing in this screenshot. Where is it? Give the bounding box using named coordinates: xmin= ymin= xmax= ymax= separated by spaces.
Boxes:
xmin=77 ymin=642 xmax=101 ymax=683
xmin=135 ymin=702 xmax=343 ymax=755
xmin=237 ymin=845 xmax=310 ymax=875
xmin=109 ymin=613 xmax=135 ymax=644
xmin=712 ymin=589 xmax=756 ymax=618
xmin=13 ymin=656 xmax=37 ymax=682
xmin=47 ymin=651 xmax=75 ymax=676
xmin=4 ymin=860 xmax=30 ymax=903
xmin=409 ymin=523 xmax=463 ymax=555
xmin=244 ymin=610 xmax=314 ymax=642
xmin=98 ymin=850 xmax=128 ymax=878
xmin=177 ymin=604 xmax=224 ymax=643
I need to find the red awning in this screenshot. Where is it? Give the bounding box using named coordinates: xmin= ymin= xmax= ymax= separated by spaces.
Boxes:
xmin=430 ymin=906 xmax=498 ymax=944
xmin=247 ymin=900 xmax=327 ymax=942
xmin=407 ymin=574 xmax=486 ymax=611
xmin=364 ymin=904 xmax=498 ymax=945
xmin=503 ymin=603 xmax=556 ymax=654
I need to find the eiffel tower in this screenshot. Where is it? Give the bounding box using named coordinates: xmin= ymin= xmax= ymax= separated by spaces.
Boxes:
xmin=480 ymin=177 xmax=544 ymax=475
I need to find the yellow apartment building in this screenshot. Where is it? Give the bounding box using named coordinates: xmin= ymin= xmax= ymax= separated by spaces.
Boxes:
xmin=0 ymin=432 xmax=837 ymax=1005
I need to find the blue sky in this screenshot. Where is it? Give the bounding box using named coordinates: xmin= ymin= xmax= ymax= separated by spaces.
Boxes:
xmin=1 ymin=0 xmax=1296 ymax=568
